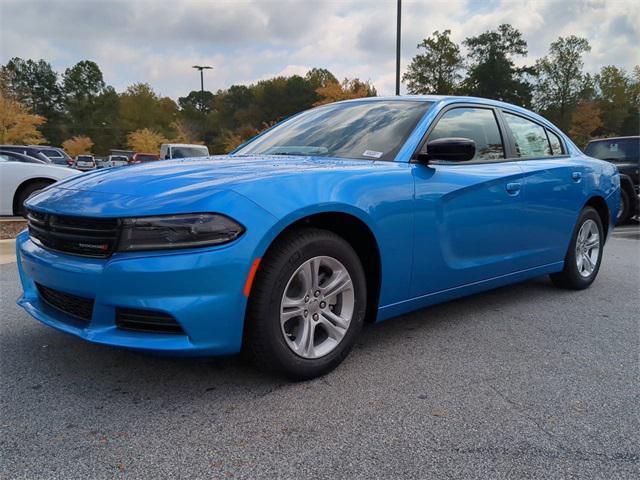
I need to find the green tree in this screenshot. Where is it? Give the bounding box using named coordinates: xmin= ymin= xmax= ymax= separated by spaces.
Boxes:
xmin=461 ymin=24 xmax=534 ymax=106
xmin=178 ymin=90 xmax=214 ymax=113
xmin=119 ymin=83 xmax=178 ymax=137
xmin=619 ymin=66 xmax=640 ymax=136
xmin=403 ymin=30 xmax=464 ymax=94
xmin=595 ymin=65 xmax=635 ymax=136
xmin=0 ymin=57 xmax=64 ymax=144
xmin=91 ymin=86 xmax=124 ymax=154
xmin=305 ymin=68 xmax=338 ymax=90
xmin=62 ymin=60 xmax=107 ymax=137
xmin=533 ymin=36 xmax=591 ymax=131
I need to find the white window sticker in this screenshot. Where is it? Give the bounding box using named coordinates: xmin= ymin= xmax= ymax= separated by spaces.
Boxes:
xmin=362 ymin=150 xmax=383 ymax=158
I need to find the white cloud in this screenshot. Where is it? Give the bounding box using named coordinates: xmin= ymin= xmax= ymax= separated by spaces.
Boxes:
xmin=0 ymin=0 xmax=638 ymax=99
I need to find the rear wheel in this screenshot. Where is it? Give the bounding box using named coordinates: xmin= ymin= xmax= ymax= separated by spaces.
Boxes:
xmin=550 ymin=207 xmax=603 ymax=290
xmin=244 ymin=228 xmax=366 ymax=380
xmin=616 ymin=189 xmax=631 ymax=225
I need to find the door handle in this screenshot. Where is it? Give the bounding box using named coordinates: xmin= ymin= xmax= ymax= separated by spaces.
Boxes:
xmin=572 ymin=171 xmax=582 ymax=182
xmin=505 ymin=182 xmax=521 ymax=194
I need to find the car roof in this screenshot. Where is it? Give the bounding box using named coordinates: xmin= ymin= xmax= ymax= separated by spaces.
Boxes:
xmin=587 ymin=136 xmax=639 ymax=143
xmin=164 ymin=143 xmax=208 ymax=147
xmin=329 ymin=95 xmax=565 ymax=135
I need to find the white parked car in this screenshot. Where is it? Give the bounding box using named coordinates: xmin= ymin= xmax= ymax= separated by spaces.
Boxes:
xmin=73 ymin=154 xmax=96 ymax=171
xmin=160 ymin=143 xmax=209 ymax=160
xmin=0 ymin=153 xmax=80 ymax=216
xmin=103 ymin=155 xmax=129 ymax=168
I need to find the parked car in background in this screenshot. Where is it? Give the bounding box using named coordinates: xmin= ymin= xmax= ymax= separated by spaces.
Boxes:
xmin=160 ymin=143 xmax=209 ymax=160
xmin=94 ymin=157 xmax=107 ymax=169
xmin=0 ymin=150 xmax=49 ymax=164
xmin=73 ymin=155 xmax=96 ymax=171
xmin=31 ymin=145 xmax=74 ymax=166
xmin=17 ymin=96 xmax=620 ymax=380
xmin=0 ymin=145 xmax=73 ymax=166
xmin=0 ymin=153 xmax=80 ymax=216
xmin=131 ymin=152 xmax=160 ymax=164
xmin=585 ymin=136 xmax=639 ymax=224
xmin=104 ymin=155 xmax=129 ymax=168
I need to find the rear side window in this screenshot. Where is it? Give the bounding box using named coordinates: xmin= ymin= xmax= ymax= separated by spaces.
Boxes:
xmin=547 ymin=130 xmax=564 ymax=155
xmin=41 ymin=149 xmax=62 ymax=158
xmin=427 ymin=107 xmax=504 ymax=161
xmin=503 ymin=112 xmax=551 ymax=157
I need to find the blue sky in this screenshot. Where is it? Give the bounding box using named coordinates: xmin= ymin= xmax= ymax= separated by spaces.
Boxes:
xmin=1 ymin=0 xmax=638 ymax=99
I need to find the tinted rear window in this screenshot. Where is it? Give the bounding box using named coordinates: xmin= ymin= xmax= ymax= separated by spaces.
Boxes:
xmin=585 ymin=138 xmax=639 ymax=163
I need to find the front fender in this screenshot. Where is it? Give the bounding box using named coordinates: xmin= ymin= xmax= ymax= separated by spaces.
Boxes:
xmin=231 ymin=164 xmax=415 ymax=307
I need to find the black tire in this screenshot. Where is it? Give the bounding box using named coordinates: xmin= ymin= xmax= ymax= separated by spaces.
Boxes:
xmin=15 ymin=181 xmax=52 ymax=217
xmin=244 ymin=228 xmax=367 ymax=380
xmin=550 ymin=206 xmax=604 ymax=290
xmin=616 ymin=189 xmax=631 ymax=225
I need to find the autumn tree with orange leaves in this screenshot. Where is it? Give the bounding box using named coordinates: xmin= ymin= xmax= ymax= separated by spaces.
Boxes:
xmin=314 ymin=78 xmax=377 ymax=106
xmin=62 ymin=135 xmax=94 ymax=157
xmin=127 ymin=128 xmax=168 ymax=154
xmin=569 ymin=102 xmax=603 ymax=148
xmin=0 ymin=94 xmax=46 ymax=145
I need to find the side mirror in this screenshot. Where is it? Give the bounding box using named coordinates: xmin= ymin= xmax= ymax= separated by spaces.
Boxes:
xmin=417 ymin=137 xmax=476 ymax=162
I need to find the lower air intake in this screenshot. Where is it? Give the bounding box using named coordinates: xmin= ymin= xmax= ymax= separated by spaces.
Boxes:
xmin=115 ymin=308 xmax=185 ymax=334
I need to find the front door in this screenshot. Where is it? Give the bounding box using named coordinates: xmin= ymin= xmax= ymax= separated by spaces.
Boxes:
xmin=410 ymin=106 xmax=529 ymax=297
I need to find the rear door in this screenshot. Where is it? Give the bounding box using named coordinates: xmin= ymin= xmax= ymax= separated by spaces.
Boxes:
xmin=499 ymin=110 xmax=586 ymax=266
xmin=411 ymin=105 xmax=529 ymax=297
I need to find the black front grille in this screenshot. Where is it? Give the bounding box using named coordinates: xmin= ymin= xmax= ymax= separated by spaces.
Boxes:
xmin=116 ymin=308 xmax=185 ymax=334
xmin=36 ymin=283 xmax=94 ymax=321
xmin=27 ymin=210 xmax=120 ymax=257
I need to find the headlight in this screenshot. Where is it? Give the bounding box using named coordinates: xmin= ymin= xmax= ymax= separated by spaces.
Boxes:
xmin=118 ymin=213 xmax=244 ymax=251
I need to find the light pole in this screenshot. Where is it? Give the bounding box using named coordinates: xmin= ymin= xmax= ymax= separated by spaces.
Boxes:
xmin=192 ymin=65 xmax=212 ymax=111
xmin=395 ymin=0 xmax=401 ymax=96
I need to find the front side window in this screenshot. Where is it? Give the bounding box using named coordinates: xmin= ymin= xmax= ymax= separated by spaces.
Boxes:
xmin=547 ymin=130 xmax=564 ymax=155
xmin=236 ymin=100 xmax=433 ymax=161
xmin=503 ymin=112 xmax=551 ymax=158
xmin=427 ymin=107 xmax=504 ymax=161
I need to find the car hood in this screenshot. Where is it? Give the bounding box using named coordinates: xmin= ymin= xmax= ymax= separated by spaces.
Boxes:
xmin=51 ymin=155 xmax=373 ymax=196
xmin=25 ymin=155 xmax=386 ymax=216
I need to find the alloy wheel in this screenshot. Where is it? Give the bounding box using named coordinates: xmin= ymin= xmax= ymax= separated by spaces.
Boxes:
xmin=280 ymin=255 xmax=355 ymax=359
xmin=575 ymin=219 xmax=600 ymax=278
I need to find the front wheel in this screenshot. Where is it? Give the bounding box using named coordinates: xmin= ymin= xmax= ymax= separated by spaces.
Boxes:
xmin=550 ymin=207 xmax=603 ymax=290
xmin=244 ymin=228 xmax=367 ymax=380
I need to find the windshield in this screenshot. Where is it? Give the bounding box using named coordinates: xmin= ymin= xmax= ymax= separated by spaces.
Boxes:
xmin=585 ymin=138 xmax=639 ymax=164
xmin=172 ymin=146 xmax=209 ymax=158
xmin=235 ymin=100 xmax=433 ymax=161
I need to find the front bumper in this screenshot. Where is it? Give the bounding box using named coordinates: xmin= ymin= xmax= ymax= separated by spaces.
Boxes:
xmin=16 ymin=230 xmax=251 ymax=356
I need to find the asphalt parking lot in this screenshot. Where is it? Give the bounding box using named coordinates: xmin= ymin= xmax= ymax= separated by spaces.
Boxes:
xmin=1 ymin=224 xmax=638 ymax=479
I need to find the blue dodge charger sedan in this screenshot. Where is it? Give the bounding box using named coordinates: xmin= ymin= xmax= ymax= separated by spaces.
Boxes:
xmin=17 ymin=96 xmax=620 ymax=379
